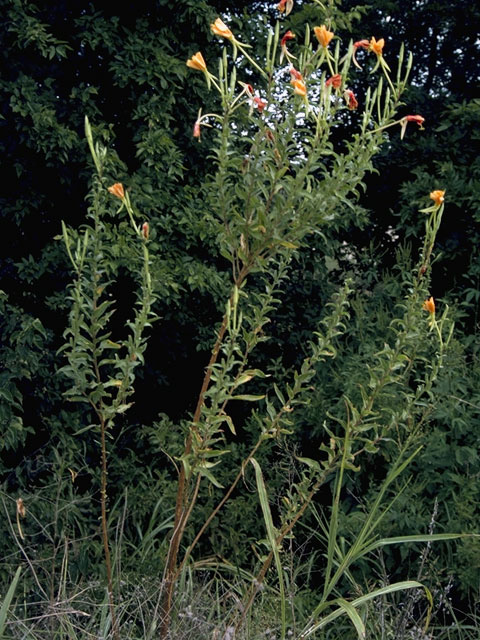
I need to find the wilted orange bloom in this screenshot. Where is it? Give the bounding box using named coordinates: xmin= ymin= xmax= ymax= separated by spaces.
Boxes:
xmin=422 ymin=297 xmax=435 ymax=314
xmin=16 ymin=498 xmax=26 ymax=518
xmin=430 ymin=190 xmax=445 ymax=206
xmin=211 ymin=18 xmax=233 ymax=40
xmin=253 ymin=96 xmax=267 ymax=113
xmin=289 ymin=66 xmax=303 ymax=81
xmin=405 ymin=114 xmax=425 ymax=126
xmin=314 ymin=25 xmax=334 ymax=48
xmin=344 ymin=89 xmax=358 ymax=110
xmin=186 ymin=52 xmax=207 ymax=72
xmin=326 ymin=73 xmax=342 ymax=89
xmin=281 ymin=30 xmax=295 ymax=47
xmin=278 ymin=0 xmax=294 ymax=15
xmin=354 ymin=39 xmax=370 ymax=49
xmin=369 ymin=37 xmax=384 ymax=56
xmin=142 ymin=222 xmax=149 ymax=240
xmin=193 ymin=120 xmax=201 ymax=139
xmin=352 ymin=39 xmax=370 ymax=68
xmin=108 ymin=183 xmax=125 ymax=199
xmin=292 ymin=79 xmax=307 ymax=96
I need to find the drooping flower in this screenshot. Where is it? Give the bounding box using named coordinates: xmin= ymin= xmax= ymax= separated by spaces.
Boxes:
xmin=16 ymin=498 xmax=26 ymax=518
xmin=211 ymin=18 xmax=233 ymax=40
xmin=399 ymin=114 xmax=425 ymax=139
xmin=352 ymin=39 xmax=370 ymax=68
xmin=280 ymin=30 xmax=296 ymax=63
xmin=186 ymin=52 xmax=207 ymax=72
xmin=314 ymin=25 xmax=334 ymax=48
xmin=326 ymin=73 xmax=342 ymax=89
xmin=253 ymin=96 xmax=267 ymax=113
xmin=193 ymin=120 xmax=201 ymax=139
xmin=344 ymin=89 xmax=358 ymax=110
xmin=430 ymin=190 xmax=445 ymax=206
xmin=108 ymin=183 xmax=125 ymax=199
xmin=292 ymin=78 xmax=307 ymax=96
xmin=278 ymin=0 xmax=294 ymax=15
xmin=405 ymin=115 xmax=425 ymax=127
xmin=142 ymin=222 xmax=149 ymax=240
xmin=422 ymin=297 xmax=435 ymax=314
xmin=281 ymin=30 xmax=295 ymax=48
xmin=369 ymin=36 xmax=384 ymax=56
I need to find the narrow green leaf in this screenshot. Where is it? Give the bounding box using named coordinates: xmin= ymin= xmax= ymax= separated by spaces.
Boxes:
xmin=0 ymin=566 xmax=22 ymax=636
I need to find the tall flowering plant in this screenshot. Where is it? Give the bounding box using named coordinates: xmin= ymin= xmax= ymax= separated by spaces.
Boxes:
xmin=150 ymin=3 xmax=457 ymax=639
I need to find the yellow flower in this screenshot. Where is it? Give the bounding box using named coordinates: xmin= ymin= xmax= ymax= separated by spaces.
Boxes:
xmin=314 ymin=25 xmax=334 ymax=48
xmin=211 ymin=18 xmax=233 ymax=40
xmin=429 ymin=190 xmax=445 ymax=206
xmin=186 ymin=52 xmax=207 ymax=73
xmin=369 ymin=37 xmax=385 ymax=56
xmin=108 ymin=183 xmax=125 ymax=199
xmin=422 ymin=297 xmax=435 ymax=314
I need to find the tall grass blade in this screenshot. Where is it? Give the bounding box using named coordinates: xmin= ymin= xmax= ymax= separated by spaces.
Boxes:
xmin=0 ymin=566 xmax=21 ymax=636
xmin=251 ymin=457 xmax=286 ymax=640
xmin=301 ymin=580 xmax=430 ymax=638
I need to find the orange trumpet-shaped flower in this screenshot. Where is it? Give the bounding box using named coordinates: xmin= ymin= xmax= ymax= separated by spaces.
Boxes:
xmin=186 ymin=52 xmax=207 ymax=72
xmin=422 ymin=297 xmax=435 ymax=314
xmin=211 ymin=18 xmax=233 ymax=40
xmin=369 ymin=36 xmax=385 ymax=56
xmin=314 ymin=25 xmax=334 ymax=48
xmin=108 ymin=183 xmax=125 ymax=199
xmin=430 ymin=190 xmax=445 ymax=206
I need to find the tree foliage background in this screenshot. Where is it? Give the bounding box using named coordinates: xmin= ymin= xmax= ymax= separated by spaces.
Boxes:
xmin=0 ymin=0 xmax=479 ymax=627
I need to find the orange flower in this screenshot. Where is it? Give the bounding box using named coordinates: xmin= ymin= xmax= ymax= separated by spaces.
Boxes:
xmin=278 ymin=0 xmax=294 ymax=15
xmin=142 ymin=222 xmax=149 ymax=240
xmin=326 ymin=73 xmax=342 ymax=89
xmin=108 ymin=183 xmax=125 ymax=199
xmin=344 ymin=89 xmax=358 ymax=110
xmin=186 ymin=52 xmax=207 ymax=73
xmin=422 ymin=297 xmax=435 ymax=314
xmin=369 ymin=37 xmax=384 ymax=56
xmin=211 ymin=18 xmax=233 ymax=40
xmin=292 ymin=78 xmax=307 ymax=96
xmin=193 ymin=120 xmax=201 ymax=139
xmin=314 ymin=25 xmax=334 ymax=48
xmin=429 ymin=190 xmax=445 ymax=206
